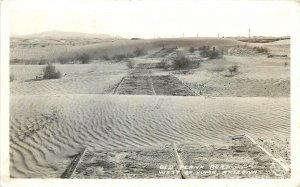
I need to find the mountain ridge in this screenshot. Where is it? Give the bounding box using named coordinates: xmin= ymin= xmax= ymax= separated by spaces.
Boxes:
xmin=11 ymin=30 xmax=123 ymax=39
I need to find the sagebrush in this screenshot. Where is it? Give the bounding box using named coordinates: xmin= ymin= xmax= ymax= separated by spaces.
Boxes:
xmin=77 ymin=53 xmax=90 ymax=64
xmin=173 ymin=53 xmax=191 ymax=69
xmin=199 ymin=46 xmax=221 ymax=59
xmin=43 ymin=63 xmax=62 ymax=79
xmin=227 ymin=65 xmax=239 ymax=75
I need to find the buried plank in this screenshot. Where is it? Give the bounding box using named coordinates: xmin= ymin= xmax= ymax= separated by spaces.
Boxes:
xmin=70 ymin=144 xmax=181 ymax=179
xmin=114 ymin=62 xmax=197 ymax=96
xmin=113 ymin=77 xmax=125 ymax=94
xmin=172 ymin=143 xmax=189 ymax=179
xmin=63 ymin=137 xmax=289 ymax=179
xmin=61 ymin=147 xmax=87 ymax=178
xmin=243 ymin=134 xmax=290 ymax=174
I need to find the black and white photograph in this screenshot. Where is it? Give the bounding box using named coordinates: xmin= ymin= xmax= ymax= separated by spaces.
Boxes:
xmin=1 ymin=0 xmax=300 ymax=186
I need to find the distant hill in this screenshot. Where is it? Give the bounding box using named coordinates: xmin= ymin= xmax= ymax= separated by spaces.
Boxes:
xmin=12 ymin=31 xmax=122 ymax=39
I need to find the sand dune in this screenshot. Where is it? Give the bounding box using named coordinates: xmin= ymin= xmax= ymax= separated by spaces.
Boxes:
xmin=10 ymin=95 xmax=290 ymax=178
xmin=10 ymin=37 xmax=244 ymax=60
xmin=10 ymin=63 xmax=128 ymax=95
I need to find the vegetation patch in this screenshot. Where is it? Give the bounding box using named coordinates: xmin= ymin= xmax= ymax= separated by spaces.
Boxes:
xmin=199 ymin=46 xmax=221 ymax=59
xmin=253 ymin=47 xmax=269 ymax=54
xmin=77 ymin=53 xmax=91 ymax=64
xmin=189 ymin=47 xmax=195 ymax=53
xmin=227 ymin=65 xmax=239 ymax=75
xmin=42 ymin=63 xmax=62 ymax=79
xmin=172 ymin=53 xmax=200 ymax=70
xmin=112 ymin=54 xmax=128 ymax=62
xmin=10 ymin=74 xmax=15 ymax=82
xmin=133 ymin=47 xmax=147 ymax=56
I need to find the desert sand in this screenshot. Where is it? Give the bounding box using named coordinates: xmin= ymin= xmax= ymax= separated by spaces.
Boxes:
xmin=10 ymin=95 xmax=290 ymax=177
xmin=9 ymin=37 xmax=290 ymax=178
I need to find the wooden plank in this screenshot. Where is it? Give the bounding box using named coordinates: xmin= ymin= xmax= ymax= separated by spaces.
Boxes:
xmin=60 ymin=147 xmax=87 ymax=178
xmin=243 ymin=134 xmax=290 ymax=173
xmin=172 ymin=143 xmax=189 ymax=179
xmin=113 ymin=77 xmax=125 ymax=94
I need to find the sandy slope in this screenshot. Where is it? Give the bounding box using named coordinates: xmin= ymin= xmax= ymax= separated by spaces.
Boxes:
xmin=10 ymin=63 xmax=128 ymax=95
xmin=10 ymin=38 xmax=244 ymax=60
xmin=10 ymin=95 xmax=290 ymax=177
xmin=175 ymin=54 xmax=290 ymax=97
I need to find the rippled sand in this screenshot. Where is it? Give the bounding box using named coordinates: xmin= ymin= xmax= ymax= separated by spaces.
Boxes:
xmin=9 ymin=95 xmax=290 ymax=178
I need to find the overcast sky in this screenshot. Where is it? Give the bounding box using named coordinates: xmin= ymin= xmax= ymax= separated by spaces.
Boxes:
xmin=9 ymin=0 xmax=293 ymax=38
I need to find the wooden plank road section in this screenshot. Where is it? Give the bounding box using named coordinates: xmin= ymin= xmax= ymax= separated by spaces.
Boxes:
xmin=70 ymin=144 xmax=181 ymax=179
xmin=115 ymin=63 xmax=197 ymax=96
xmin=63 ymin=136 xmax=289 ymax=179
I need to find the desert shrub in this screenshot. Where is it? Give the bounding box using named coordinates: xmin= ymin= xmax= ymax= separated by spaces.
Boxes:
xmin=200 ymin=49 xmax=211 ymax=57
xmin=57 ymin=57 xmax=71 ymax=64
xmin=42 ymin=63 xmax=62 ymax=79
xmin=199 ymin=46 xmax=220 ymax=59
xmin=253 ymin=46 xmax=269 ymax=54
xmin=38 ymin=58 xmax=47 ymax=65
xmin=113 ymin=54 xmax=127 ymax=62
xmin=10 ymin=58 xmax=21 ymax=64
xmin=209 ymin=50 xmax=220 ymax=59
xmin=126 ymin=52 xmax=135 ymax=58
xmin=189 ymin=47 xmax=195 ymax=53
xmin=227 ymin=65 xmax=239 ymax=75
xmin=173 ymin=53 xmax=191 ymax=69
xmin=77 ymin=53 xmax=90 ymax=64
xmin=126 ymin=60 xmax=135 ymax=69
xmin=133 ymin=47 xmax=147 ymax=56
xmin=10 ymin=74 xmax=15 ymax=82
xmin=100 ymin=54 xmax=110 ymax=61
xmin=198 ymin=45 xmax=210 ymax=51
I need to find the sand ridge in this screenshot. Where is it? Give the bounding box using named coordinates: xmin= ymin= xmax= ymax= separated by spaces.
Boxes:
xmin=10 ymin=95 xmax=290 ymax=177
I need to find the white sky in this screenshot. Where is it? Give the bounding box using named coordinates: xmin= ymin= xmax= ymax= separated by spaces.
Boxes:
xmin=9 ymin=0 xmax=293 ymax=38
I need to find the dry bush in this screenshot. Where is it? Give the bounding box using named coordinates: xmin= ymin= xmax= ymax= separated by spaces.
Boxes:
xmin=10 ymin=74 xmax=15 ymax=82
xmin=173 ymin=53 xmax=191 ymax=69
xmin=253 ymin=46 xmax=269 ymax=54
xmin=171 ymin=53 xmax=200 ymax=69
xmin=112 ymin=54 xmax=127 ymax=62
xmin=199 ymin=46 xmax=221 ymax=59
xmin=126 ymin=60 xmax=135 ymax=69
xmin=43 ymin=63 xmax=62 ymax=79
xmin=100 ymin=54 xmax=110 ymax=61
xmin=133 ymin=47 xmax=147 ymax=56
xmin=209 ymin=50 xmax=220 ymax=59
xmin=38 ymin=58 xmax=47 ymax=65
xmin=77 ymin=53 xmax=91 ymax=64
xmin=227 ymin=65 xmax=239 ymax=75
xmin=57 ymin=57 xmax=72 ymax=64
xmin=126 ymin=52 xmax=135 ymax=58
xmin=189 ymin=47 xmax=195 ymax=53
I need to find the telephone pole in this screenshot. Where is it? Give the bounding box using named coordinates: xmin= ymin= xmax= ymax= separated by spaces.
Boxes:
xmin=248 ymin=28 xmax=251 ymax=42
